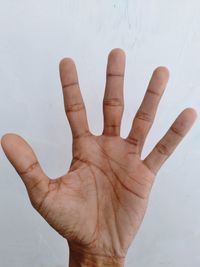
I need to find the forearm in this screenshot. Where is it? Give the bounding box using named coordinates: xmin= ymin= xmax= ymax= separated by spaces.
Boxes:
xmin=68 ymin=247 xmax=125 ymax=267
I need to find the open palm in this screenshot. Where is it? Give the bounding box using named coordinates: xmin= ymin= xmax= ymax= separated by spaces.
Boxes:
xmin=1 ymin=48 xmax=197 ymax=260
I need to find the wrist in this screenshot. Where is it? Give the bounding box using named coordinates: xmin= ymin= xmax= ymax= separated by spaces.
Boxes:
xmin=68 ymin=245 xmax=125 ymax=267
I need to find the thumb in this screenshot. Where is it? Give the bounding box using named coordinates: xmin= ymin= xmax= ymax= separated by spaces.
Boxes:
xmin=1 ymin=133 xmax=50 ymax=209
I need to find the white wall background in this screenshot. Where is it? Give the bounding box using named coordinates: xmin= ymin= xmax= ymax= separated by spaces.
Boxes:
xmin=0 ymin=1 xmax=199 ymax=266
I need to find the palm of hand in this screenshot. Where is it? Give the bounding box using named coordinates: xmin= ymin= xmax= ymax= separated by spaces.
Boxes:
xmin=1 ymin=48 xmax=197 ymax=259
xmin=38 ymin=134 xmax=154 ymax=257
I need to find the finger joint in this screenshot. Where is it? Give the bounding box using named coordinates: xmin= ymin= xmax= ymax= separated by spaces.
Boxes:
xmin=18 ymin=161 xmax=39 ymax=176
xmin=103 ymin=98 xmax=123 ymax=107
xmin=135 ymin=110 xmax=152 ymax=123
xmin=170 ymin=125 xmax=184 ymax=137
xmin=107 ymin=72 xmax=124 ymax=78
xmin=125 ymin=136 xmax=140 ymax=147
xmin=155 ymin=142 xmax=171 ymax=156
xmin=73 ymin=130 xmax=92 ymax=140
xmin=62 ymin=82 xmax=79 ymax=90
xmin=147 ymin=89 xmax=161 ymax=97
xmin=65 ymin=102 xmax=85 ymax=113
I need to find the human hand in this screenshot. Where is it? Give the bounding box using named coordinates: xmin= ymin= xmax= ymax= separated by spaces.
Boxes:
xmin=1 ymin=48 xmax=197 ymax=267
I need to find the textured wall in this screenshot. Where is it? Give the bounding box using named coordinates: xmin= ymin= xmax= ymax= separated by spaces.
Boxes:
xmin=0 ymin=1 xmax=199 ymax=266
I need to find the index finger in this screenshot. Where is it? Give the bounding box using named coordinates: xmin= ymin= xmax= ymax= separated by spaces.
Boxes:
xmin=59 ymin=58 xmax=91 ymax=139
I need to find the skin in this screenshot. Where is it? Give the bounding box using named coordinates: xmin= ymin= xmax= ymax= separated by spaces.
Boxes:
xmin=1 ymin=48 xmax=197 ymax=267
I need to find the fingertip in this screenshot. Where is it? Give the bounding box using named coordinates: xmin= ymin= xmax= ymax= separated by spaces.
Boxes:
xmin=108 ymin=48 xmax=126 ymax=61
xmin=59 ymin=57 xmax=79 ymax=87
xmin=173 ymin=108 xmax=198 ymax=137
xmin=1 ymin=133 xmax=21 ymax=150
xmin=59 ymin=57 xmax=75 ymax=71
xmin=1 ymin=133 xmax=34 ymax=158
xmin=107 ymin=48 xmax=126 ymax=75
xmin=182 ymin=107 xmax=198 ymax=122
xmin=153 ymin=66 xmax=170 ymax=80
xmin=111 ymin=47 xmax=126 ymax=55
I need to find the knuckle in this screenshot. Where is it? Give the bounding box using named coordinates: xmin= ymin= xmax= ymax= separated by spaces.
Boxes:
xmin=155 ymin=142 xmax=171 ymax=156
xmin=135 ymin=110 xmax=152 ymax=123
xmin=104 ymin=123 xmax=120 ymax=128
xmin=107 ymin=72 xmax=124 ymax=77
xmin=170 ymin=125 xmax=184 ymax=137
xmin=62 ymin=82 xmax=79 ymax=90
xmin=126 ymin=136 xmax=140 ymax=147
xmin=65 ymin=102 xmax=85 ymax=113
xmin=103 ymin=98 xmax=123 ymax=107
xmin=73 ymin=130 xmax=92 ymax=140
xmin=18 ymin=161 xmax=39 ymax=176
xmin=147 ymin=89 xmax=161 ymax=97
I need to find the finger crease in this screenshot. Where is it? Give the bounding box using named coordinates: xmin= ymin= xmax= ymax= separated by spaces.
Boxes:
xmin=170 ymin=126 xmax=184 ymax=137
xmin=18 ymin=161 xmax=39 ymax=176
xmin=103 ymin=98 xmax=123 ymax=107
xmin=65 ymin=102 xmax=85 ymax=113
xmin=29 ymin=179 xmax=44 ymax=192
xmin=104 ymin=124 xmax=120 ymax=128
xmin=147 ymin=89 xmax=161 ymax=97
xmin=125 ymin=136 xmax=140 ymax=147
xmin=73 ymin=130 xmax=92 ymax=140
xmin=135 ymin=111 xmax=152 ymax=123
xmin=62 ymin=82 xmax=79 ymax=89
xmin=155 ymin=143 xmax=170 ymax=156
xmin=107 ymin=73 xmax=124 ymax=77
xmin=143 ymin=160 xmax=156 ymax=176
